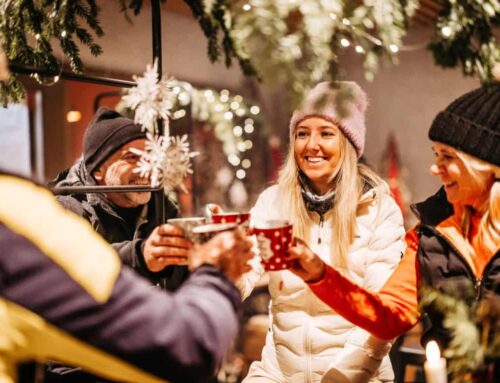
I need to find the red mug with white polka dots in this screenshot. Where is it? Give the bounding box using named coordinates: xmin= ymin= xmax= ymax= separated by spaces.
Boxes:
xmin=251 ymin=220 xmax=293 ymax=271
xmin=211 ymin=212 xmax=251 ymax=226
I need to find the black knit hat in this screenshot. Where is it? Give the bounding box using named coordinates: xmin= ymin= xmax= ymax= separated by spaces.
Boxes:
xmin=83 ymin=108 xmax=145 ymax=174
xmin=428 ymin=84 xmax=500 ymax=167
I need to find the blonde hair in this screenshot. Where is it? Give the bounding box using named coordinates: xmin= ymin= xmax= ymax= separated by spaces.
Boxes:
xmin=454 ymin=150 xmax=499 ymax=256
xmin=278 ymin=130 xmax=385 ymax=268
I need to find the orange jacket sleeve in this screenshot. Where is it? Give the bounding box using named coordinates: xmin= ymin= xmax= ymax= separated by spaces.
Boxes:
xmin=307 ymin=229 xmax=421 ymax=340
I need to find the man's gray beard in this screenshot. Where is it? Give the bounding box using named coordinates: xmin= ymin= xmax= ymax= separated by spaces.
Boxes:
xmin=105 ymin=167 xmax=151 ymax=206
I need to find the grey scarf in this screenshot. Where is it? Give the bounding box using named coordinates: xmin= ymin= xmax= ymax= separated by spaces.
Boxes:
xmin=298 ymin=172 xmax=335 ymax=216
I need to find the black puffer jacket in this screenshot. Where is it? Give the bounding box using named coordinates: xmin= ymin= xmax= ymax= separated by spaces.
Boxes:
xmin=414 ymin=188 xmax=500 ymax=347
xmin=49 ymin=160 xmax=188 ymax=290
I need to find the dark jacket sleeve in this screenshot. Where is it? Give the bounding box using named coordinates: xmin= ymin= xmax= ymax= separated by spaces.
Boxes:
xmin=0 ymin=223 xmax=241 ymax=383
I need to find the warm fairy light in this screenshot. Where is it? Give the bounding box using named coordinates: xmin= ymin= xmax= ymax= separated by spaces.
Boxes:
xmin=228 ymin=154 xmax=240 ymax=166
xmin=342 ymin=18 xmax=350 ymax=26
xmin=389 ymin=44 xmax=399 ymax=53
xmin=236 ymin=169 xmax=246 ymax=179
xmin=329 ymin=13 xmax=337 ymax=20
xmin=355 ymin=45 xmax=364 ymax=54
xmin=340 ymin=38 xmax=350 ymax=47
xmin=224 ymin=111 xmax=233 ymax=120
xmin=233 ymin=125 xmax=243 ymax=136
xmin=441 ymin=26 xmax=452 ymax=38
xmin=244 ymin=140 xmax=253 ymax=150
xmin=237 ymin=142 xmax=247 ymax=152
xmin=173 ymin=109 xmax=186 ymax=119
xmin=250 ymin=105 xmax=260 ymax=115
xmin=230 ymin=101 xmax=240 ymax=110
xmin=242 ymin=159 xmax=251 ymax=169
xmin=66 ymin=110 xmax=82 ymax=123
xmin=243 ymin=3 xmax=251 ymax=11
xmin=244 ymin=124 xmax=254 ymax=134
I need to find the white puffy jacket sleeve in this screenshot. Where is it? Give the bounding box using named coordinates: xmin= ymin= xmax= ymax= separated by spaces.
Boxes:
xmin=322 ymin=193 xmax=406 ymax=383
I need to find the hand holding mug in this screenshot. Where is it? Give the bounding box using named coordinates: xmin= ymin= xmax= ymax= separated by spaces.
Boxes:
xmin=143 ymin=223 xmax=193 ymax=272
xmin=188 ymin=227 xmax=254 ymax=283
xmin=287 ymin=238 xmax=326 ymax=283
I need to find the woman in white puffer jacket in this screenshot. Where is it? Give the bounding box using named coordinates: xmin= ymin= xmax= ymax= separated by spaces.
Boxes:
xmin=241 ymin=81 xmax=406 ymax=383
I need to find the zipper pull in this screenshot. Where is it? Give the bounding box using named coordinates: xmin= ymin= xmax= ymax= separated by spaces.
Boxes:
xmin=318 ymin=215 xmax=324 ymax=245
xmin=475 ymin=278 xmax=482 ymax=300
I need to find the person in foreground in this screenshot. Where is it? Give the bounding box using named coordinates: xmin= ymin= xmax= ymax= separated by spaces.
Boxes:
xmin=50 ymin=108 xmax=189 ymax=290
xmin=241 ymin=81 xmax=406 ymax=383
xmin=0 ymin=171 xmax=254 ymax=383
xmin=286 ymin=85 xmax=500 ymax=351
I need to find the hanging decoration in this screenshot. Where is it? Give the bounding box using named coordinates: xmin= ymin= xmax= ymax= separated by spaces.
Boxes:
xmin=230 ymin=0 xmax=418 ymax=106
xmin=117 ymin=76 xmax=261 ymax=181
xmin=429 ymin=0 xmax=500 ymax=85
xmin=1 ymin=1 xmax=499 ymax=107
xmin=120 ymin=61 xmax=198 ymax=193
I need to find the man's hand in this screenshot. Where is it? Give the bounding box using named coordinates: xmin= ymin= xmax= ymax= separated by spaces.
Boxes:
xmin=287 ymin=238 xmax=326 ymax=283
xmin=188 ymin=228 xmax=254 ymax=283
xmin=143 ymin=224 xmax=193 ymax=272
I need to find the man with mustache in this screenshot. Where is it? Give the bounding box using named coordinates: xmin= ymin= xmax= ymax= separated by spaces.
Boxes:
xmin=50 ymin=108 xmax=189 ymax=290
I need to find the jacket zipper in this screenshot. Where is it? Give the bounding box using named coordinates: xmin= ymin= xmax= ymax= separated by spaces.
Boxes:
xmin=476 ymin=250 xmax=500 ymax=299
xmin=424 ymin=225 xmax=481 ymax=299
xmin=317 ymin=214 xmax=324 ymax=245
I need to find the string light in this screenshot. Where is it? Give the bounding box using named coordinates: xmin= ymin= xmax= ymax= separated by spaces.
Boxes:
xmin=224 ymin=111 xmax=233 ymax=120
xmin=441 ymin=26 xmax=452 ymax=38
xmin=340 ymin=38 xmax=350 ymax=47
xmin=237 ymin=142 xmax=247 ymax=152
xmin=242 ymin=3 xmax=251 ymax=11
xmin=242 ymin=159 xmax=251 ymax=169
xmin=236 ymin=169 xmax=246 ymax=179
xmin=355 ymin=45 xmax=364 ymax=54
xmin=244 ymin=140 xmax=253 ymax=150
xmin=342 ymin=18 xmax=351 ymax=26
xmin=230 ymin=101 xmax=240 ymax=110
xmin=329 ymin=13 xmax=337 ymax=20
xmin=244 ymin=124 xmax=254 ymax=134
xmin=228 ymin=154 xmax=240 ymax=166
xmin=250 ymin=105 xmax=260 ymax=115
xmin=236 ymin=108 xmax=246 ymax=116
xmin=173 ymin=109 xmax=186 ymax=119
xmin=233 ymin=125 xmax=243 ymax=136
xmin=61 ymin=30 xmax=67 ymax=38
xmin=389 ymin=44 xmax=399 ymax=53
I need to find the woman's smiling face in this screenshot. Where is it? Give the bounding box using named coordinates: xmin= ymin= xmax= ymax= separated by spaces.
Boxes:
xmin=430 ymin=142 xmax=493 ymax=210
xmin=294 ymin=116 xmax=342 ymax=195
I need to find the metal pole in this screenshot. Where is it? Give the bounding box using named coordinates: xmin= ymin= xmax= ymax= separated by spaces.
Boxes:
xmin=9 ymin=64 xmax=135 ymax=88
xmin=52 ymin=184 xmax=163 ymax=195
xmin=151 ymin=0 xmax=165 ymax=226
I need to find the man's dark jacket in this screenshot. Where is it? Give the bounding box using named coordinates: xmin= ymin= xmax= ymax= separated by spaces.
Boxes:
xmin=49 ymin=160 xmax=187 ymax=290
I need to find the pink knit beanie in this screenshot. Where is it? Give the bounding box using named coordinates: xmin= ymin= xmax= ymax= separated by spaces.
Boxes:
xmin=289 ymin=81 xmax=368 ymax=158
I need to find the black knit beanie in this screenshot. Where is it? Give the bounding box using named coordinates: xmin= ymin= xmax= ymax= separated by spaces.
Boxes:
xmin=428 ymin=84 xmax=500 ymax=167
xmin=83 ymin=108 xmax=145 ymax=174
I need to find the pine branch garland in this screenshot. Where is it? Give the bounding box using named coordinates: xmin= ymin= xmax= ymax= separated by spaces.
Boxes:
xmin=0 ymin=0 xmax=498 ymax=108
